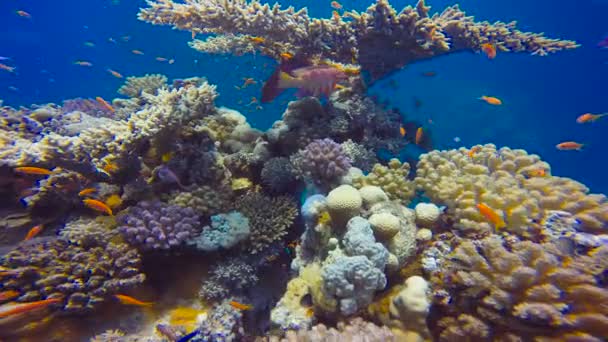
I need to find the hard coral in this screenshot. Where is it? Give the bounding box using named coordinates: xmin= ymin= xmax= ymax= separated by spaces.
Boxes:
xmin=190 ymin=211 xmax=250 ymax=252
xmin=59 ymin=216 xmax=118 ymax=247
xmin=118 ymin=200 xmax=200 ymax=251
xmin=169 ymin=185 xmax=234 ymax=216
xmin=276 ymin=317 xmax=395 ymax=341
xmin=236 ymin=192 xmax=298 ymax=254
xmin=117 ymin=74 xmax=168 ymax=98
xmin=199 ymin=257 xmax=259 ymax=301
xmin=0 ymin=240 xmax=144 ymax=314
xmin=430 ymin=235 xmax=608 ymax=341
xmin=291 ymin=138 xmax=351 ymax=189
xmin=261 ymin=157 xmax=296 ymax=194
xmin=352 ymin=159 xmax=415 ymax=205
xmin=415 ymin=144 xmax=608 ymax=237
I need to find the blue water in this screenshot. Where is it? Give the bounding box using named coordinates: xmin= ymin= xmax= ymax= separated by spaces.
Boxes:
xmin=1 ymin=0 xmax=607 ymax=193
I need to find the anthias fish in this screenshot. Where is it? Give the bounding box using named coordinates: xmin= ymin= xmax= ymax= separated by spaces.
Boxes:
xmin=476 ymin=203 xmax=506 ymax=229
xmin=114 ymin=294 xmax=153 ymax=307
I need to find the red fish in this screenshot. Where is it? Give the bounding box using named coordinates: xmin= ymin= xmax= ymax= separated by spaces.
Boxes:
xmin=262 ymin=65 xmax=346 ymax=102
xmin=24 ymin=225 xmax=43 ymax=241
xmin=481 ymin=43 xmax=497 ymax=59
xmin=107 ymin=69 xmax=123 ymax=78
xmin=556 ymin=141 xmax=584 ymax=151
xmin=0 ymin=298 xmax=61 ymax=318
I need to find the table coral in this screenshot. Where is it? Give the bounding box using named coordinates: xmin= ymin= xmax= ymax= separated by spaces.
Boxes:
xmin=190 ymin=211 xmax=250 ymax=252
xmin=352 ymin=159 xmax=415 ymax=205
xmin=139 ymin=0 xmax=577 ymax=80
xmin=415 ymin=144 xmax=608 ymax=237
xmin=118 ymin=200 xmax=201 ymax=251
xmin=0 ymin=240 xmax=144 ymax=314
xmin=236 ymin=192 xmax=298 ymax=254
xmin=430 ymin=235 xmax=608 ymax=341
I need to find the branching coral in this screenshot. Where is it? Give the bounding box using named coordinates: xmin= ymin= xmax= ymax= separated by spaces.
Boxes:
xmin=139 ymin=0 xmax=578 ymax=80
xmin=59 ymin=216 xmax=118 ymax=247
xmin=415 ymin=144 xmax=608 ymax=237
xmin=118 ymin=200 xmax=201 ymax=251
xmin=117 ymin=74 xmax=168 ymax=98
xmin=261 ymin=157 xmax=296 ymax=193
xmin=0 ymin=240 xmax=144 ymax=314
xmin=430 ymin=235 xmax=608 ymax=341
xmin=168 ymin=185 xmax=234 ymax=216
xmin=199 ymin=257 xmax=259 ymax=301
xmin=352 ymin=158 xmax=415 ymax=205
xmin=275 ymin=317 xmax=395 ymax=341
xmin=236 ymin=192 xmax=298 ymax=254
xmin=291 ymin=138 xmax=351 ymax=189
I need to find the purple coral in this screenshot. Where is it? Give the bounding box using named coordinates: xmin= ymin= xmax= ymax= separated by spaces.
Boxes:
xmin=295 ymin=138 xmax=351 ymax=187
xmin=118 ymin=200 xmax=200 ymax=251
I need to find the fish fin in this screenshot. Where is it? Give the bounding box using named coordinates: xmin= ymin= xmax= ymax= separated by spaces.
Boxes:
xmin=277 ymin=71 xmax=296 ymax=88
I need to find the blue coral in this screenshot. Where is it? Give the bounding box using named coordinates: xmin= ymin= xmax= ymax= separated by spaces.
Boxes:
xmin=296 ymin=138 xmax=351 ymax=187
xmin=190 ymin=211 xmax=250 ymax=251
xmin=118 ymin=200 xmax=200 ymax=251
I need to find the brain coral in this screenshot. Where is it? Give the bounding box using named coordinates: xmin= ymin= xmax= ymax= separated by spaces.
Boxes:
xmin=352 ymin=158 xmax=415 ymax=204
xmin=0 ymin=240 xmax=144 ymax=314
xmin=118 ymin=200 xmax=200 ymax=251
xmin=236 ymin=192 xmax=298 ymax=254
xmin=430 ymin=235 xmax=608 ymax=341
xmin=415 ymin=144 xmax=608 ymax=237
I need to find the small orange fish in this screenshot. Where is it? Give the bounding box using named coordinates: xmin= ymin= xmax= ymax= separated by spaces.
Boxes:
xmin=468 ymin=146 xmax=482 ymax=158
xmin=107 ymin=69 xmax=123 ymax=78
xmin=332 ymin=10 xmax=341 ymax=21
xmin=14 ymin=166 xmax=53 ymax=176
xmin=131 ymin=49 xmax=144 ymax=55
xmin=249 ymin=36 xmax=265 ymax=44
xmin=526 ymin=168 xmax=546 ymax=178
xmin=415 ymin=127 xmax=424 ymax=145
xmin=241 ymin=78 xmax=257 ymax=88
xmin=481 ymin=43 xmax=497 ymax=59
xmin=476 ymin=203 xmax=506 ymax=229
xmin=399 ymin=126 xmax=406 ymax=137
xmin=330 ymin=1 xmax=342 ymax=9
xmin=102 ymin=161 xmax=119 ymax=174
xmin=83 ymin=198 xmax=113 ymax=216
xmin=0 ymin=298 xmax=61 ymax=319
xmin=576 ymin=113 xmax=607 ymax=124
xmin=24 ymin=225 xmax=43 ymax=241
xmin=0 ymin=290 xmax=19 ymax=302
xmin=478 ymin=96 xmax=502 ymax=105
xmin=229 ymin=301 xmax=253 ymax=311
xmin=0 ymin=63 xmax=16 ymax=73
xmin=16 ymin=10 xmax=31 ymax=19
xmin=114 ymin=294 xmax=153 ymax=307
xmin=556 ymin=141 xmax=584 ymax=151
xmin=155 ymin=57 xmax=168 ymax=62
xmin=280 ymin=52 xmax=293 ymax=60
xmin=248 ymin=97 xmax=258 ymax=106
xmin=78 ymin=187 xmax=97 ymax=197
xmin=73 ymin=60 xmax=93 ymax=67
xmin=95 ymin=96 xmax=115 ymax=113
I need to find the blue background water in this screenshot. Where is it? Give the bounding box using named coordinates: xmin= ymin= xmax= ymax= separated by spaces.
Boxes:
xmin=1 ymin=0 xmax=607 ymax=193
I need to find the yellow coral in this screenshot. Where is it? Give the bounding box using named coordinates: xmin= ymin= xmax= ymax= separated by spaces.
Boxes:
xmin=353 ymin=159 xmax=415 ymax=204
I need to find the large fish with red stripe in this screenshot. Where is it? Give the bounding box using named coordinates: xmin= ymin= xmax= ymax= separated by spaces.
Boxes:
xmin=262 ymin=63 xmax=346 ymax=102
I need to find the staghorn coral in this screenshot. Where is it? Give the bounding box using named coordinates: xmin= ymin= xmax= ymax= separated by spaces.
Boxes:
xmin=199 ymin=257 xmax=259 ymax=301
xmin=0 ymin=240 xmax=144 ymax=314
xmin=117 ymin=74 xmax=168 ymax=98
xmin=190 ymin=211 xmax=250 ymax=252
xmin=168 ymin=185 xmax=234 ymax=216
xmin=430 ymin=235 xmax=608 ymax=341
xmin=118 ymin=200 xmax=201 ymax=251
xmin=352 ymin=158 xmax=415 ymax=205
xmin=139 ymin=0 xmax=577 ymax=80
xmin=273 ymin=317 xmax=395 ymax=341
xmin=236 ymin=192 xmax=298 ymax=254
xmin=291 ymin=138 xmax=351 ymax=189
xmin=415 ymin=144 xmax=608 ymax=237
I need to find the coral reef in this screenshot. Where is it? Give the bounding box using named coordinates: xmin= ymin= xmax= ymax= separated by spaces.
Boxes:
xmin=117 ymin=74 xmax=168 ymax=98
xmin=59 ymin=216 xmax=118 ymax=247
xmin=192 ymin=299 xmax=244 ymax=341
xmin=291 ymin=138 xmax=351 ymax=189
xmin=430 ymin=235 xmax=608 ymax=341
xmin=139 ymin=0 xmax=578 ymax=80
xmin=190 ymin=211 xmax=250 ymax=252
xmin=415 ymin=144 xmax=608 ymax=237
xmin=352 ymin=159 xmax=415 ymax=204
xmin=236 ymin=192 xmax=298 ymax=254
xmin=168 ymin=185 xmax=234 ymax=216
xmin=199 ymin=257 xmax=259 ymax=301
xmin=118 ymin=200 xmax=201 ymax=251
xmin=261 ymin=157 xmax=296 ymax=193
xmin=274 ymin=317 xmax=395 ymax=341
xmin=0 ymin=240 xmax=144 ymax=314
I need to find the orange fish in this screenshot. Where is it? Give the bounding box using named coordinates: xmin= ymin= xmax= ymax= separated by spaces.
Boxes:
xmin=73 ymin=60 xmax=93 ymax=67
xmin=155 ymin=57 xmax=168 ymax=62
xmin=241 ymin=78 xmax=257 ymax=88
xmin=16 ymin=10 xmax=31 ymax=19
xmin=415 ymin=127 xmax=424 ymax=145
xmin=576 ymin=112 xmax=607 ymax=124
xmin=247 ymin=97 xmax=258 ymax=106
xmin=0 ymin=290 xmax=19 ymax=302
xmin=14 ymin=166 xmax=53 ymax=176
xmin=95 ymin=96 xmax=115 ymax=113
xmin=399 ymin=126 xmax=406 ymax=137
xmin=131 ymin=49 xmax=144 ymax=55
xmin=526 ymin=168 xmax=546 ymax=177
xmin=0 ymin=63 xmax=16 ymax=73
xmin=78 ymin=187 xmax=97 ymax=197
xmin=476 ymin=203 xmax=506 ymax=229
xmin=330 ymin=1 xmax=342 ymax=9
xmin=280 ymin=52 xmax=293 ymax=60
xmin=114 ymin=294 xmax=153 ymax=307
xmin=24 ymin=225 xmax=43 ymax=241
xmin=107 ymin=69 xmax=123 ymax=78
xmin=83 ymin=198 xmax=113 ymax=216
xmin=478 ymin=96 xmax=502 ymax=105
xmin=0 ymin=298 xmax=61 ymax=319
xmin=229 ymin=301 xmax=253 ymax=311
xmin=481 ymin=43 xmax=497 ymax=59
xmin=249 ymin=36 xmax=265 ymax=44
xmin=556 ymin=141 xmax=584 ymax=151
xmin=468 ymin=146 xmax=482 ymax=158
xmin=332 ymin=10 xmax=341 ymax=21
